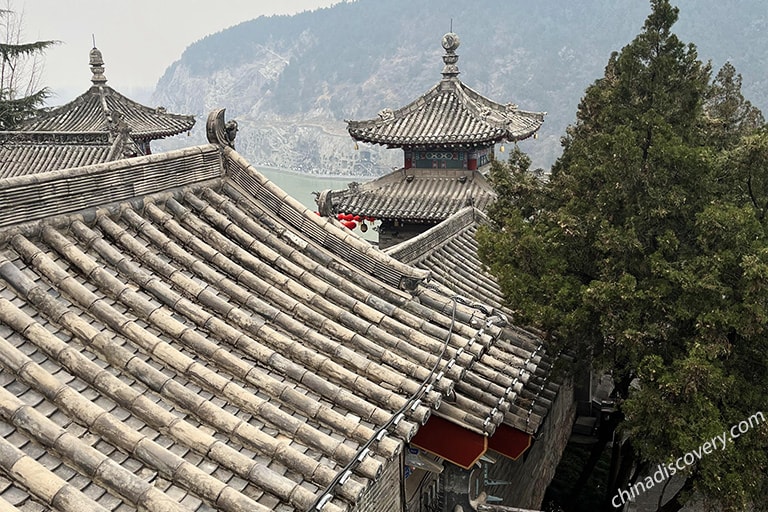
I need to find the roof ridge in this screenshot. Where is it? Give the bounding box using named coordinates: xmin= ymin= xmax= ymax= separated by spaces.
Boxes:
xmin=0 ymin=144 xmax=222 ymax=229
xmin=223 ymin=148 xmax=430 ymax=291
xmin=95 ymin=84 xmax=110 ymax=120
xmin=386 ymin=205 xmax=481 ymax=264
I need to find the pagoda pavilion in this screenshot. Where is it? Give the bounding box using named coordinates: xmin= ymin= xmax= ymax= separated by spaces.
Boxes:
xmin=316 ymin=32 xmax=545 ymax=248
xmin=19 ymin=47 xmax=195 ymax=157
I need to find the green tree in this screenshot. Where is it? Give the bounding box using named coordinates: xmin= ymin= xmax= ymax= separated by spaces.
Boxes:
xmin=477 ymin=1 xmax=768 ymax=511
xmin=0 ymin=4 xmax=57 ymax=129
xmin=702 ymin=61 xmax=765 ymax=151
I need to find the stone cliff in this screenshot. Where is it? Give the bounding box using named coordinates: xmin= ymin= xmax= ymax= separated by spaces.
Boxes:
xmin=152 ymin=0 xmax=768 ymax=176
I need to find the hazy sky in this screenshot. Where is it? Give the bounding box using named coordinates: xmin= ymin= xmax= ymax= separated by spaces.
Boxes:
xmin=15 ymin=0 xmax=339 ymax=104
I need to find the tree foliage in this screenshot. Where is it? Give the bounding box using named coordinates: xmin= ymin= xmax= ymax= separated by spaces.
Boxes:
xmin=0 ymin=4 xmax=57 ymax=129
xmin=477 ymin=1 xmax=768 ymax=510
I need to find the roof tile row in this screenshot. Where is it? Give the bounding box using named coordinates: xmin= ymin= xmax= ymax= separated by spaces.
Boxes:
xmin=21 ymin=86 xmax=194 ymax=141
xmin=386 ymin=206 xmax=562 ymax=435
xmin=0 ymin=135 xmax=558 ymax=510
xmin=318 ymin=168 xmax=497 ymax=223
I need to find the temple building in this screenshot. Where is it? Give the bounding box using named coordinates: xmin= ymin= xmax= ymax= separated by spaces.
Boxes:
xmin=16 ymin=47 xmax=195 ymax=159
xmin=0 ymin=109 xmax=566 ymax=512
xmin=316 ymin=32 xmax=545 ymax=248
xmin=386 ymin=207 xmax=574 ymax=510
xmin=0 ymin=47 xmax=194 ymax=179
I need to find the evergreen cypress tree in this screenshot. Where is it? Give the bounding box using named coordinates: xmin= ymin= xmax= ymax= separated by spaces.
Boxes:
xmin=478 ymin=1 xmax=768 ymax=510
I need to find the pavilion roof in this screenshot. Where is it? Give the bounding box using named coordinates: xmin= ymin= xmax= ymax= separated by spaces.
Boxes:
xmin=346 ymin=33 xmax=545 ymax=149
xmin=316 ymin=167 xmax=497 ymax=223
xmin=19 ymin=47 xmax=194 ymax=141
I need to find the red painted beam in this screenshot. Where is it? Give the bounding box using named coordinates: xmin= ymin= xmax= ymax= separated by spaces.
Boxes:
xmin=487 ymin=423 xmax=532 ymax=460
xmin=411 ymin=415 xmax=487 ymax=469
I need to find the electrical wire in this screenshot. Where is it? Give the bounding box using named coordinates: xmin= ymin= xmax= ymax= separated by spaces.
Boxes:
xmin=311 ymin=295 xmax=459 ymax=510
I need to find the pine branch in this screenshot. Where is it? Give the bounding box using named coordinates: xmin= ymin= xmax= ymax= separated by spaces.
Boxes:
xmin=0 ymin=40 xmax=57 ymax=61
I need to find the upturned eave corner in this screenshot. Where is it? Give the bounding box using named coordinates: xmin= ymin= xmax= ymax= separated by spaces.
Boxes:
xmin=206 ymin=108 xmax=238 ymax=149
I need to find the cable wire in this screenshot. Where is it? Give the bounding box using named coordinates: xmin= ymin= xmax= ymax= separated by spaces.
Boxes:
xmin=311 ymin=295 xmax=459 ymax=510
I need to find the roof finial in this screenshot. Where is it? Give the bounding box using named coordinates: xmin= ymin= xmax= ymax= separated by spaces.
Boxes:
xmin=89 ymin=38 xmax=107 ymax=86
xmin=441 ymin=32 xmax=460 ymax=80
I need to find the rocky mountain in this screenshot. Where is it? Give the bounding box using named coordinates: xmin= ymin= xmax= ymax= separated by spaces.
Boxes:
xmin=152 ymin=0 xmax=768 ymax=176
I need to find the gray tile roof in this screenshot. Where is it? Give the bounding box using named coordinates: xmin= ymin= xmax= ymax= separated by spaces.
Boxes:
xmin=346 ymin=33 xmax=545 ymax=149
xmin=0 ymin=131 xmax=138 ymax=178
xmin=20 ymin=86 xmax=194 ymax=141
xmin=20 ymin=48 xmax=194 ymax=142
xmin=386 ymin=206 xmax=562 ymax=434
xmin=0 ymin=122 xmax=555 ymax=510
xmin=347 ymin=81 xmax=545 ymax=148
xmin=316 ymin=168 xmax=496 ymax=223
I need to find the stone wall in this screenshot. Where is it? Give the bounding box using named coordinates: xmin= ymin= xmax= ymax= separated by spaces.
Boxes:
xmin=352 ymin=452 xmax=404 ymax=512
xmin=483 ymin=377 xmax=576 ymax=508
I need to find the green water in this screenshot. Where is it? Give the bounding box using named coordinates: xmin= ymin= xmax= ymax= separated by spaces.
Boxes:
xmin=255 ymin=166 xmax=363 ymax=212
xmin=254 ymin=166 xmax=378 ymax=242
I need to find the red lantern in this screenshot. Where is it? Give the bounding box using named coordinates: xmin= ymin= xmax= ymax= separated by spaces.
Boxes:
xmin=337 ymin=213 xmax=345 ymax=220
xmin=342 ymin=221 xmax=357 ymax=229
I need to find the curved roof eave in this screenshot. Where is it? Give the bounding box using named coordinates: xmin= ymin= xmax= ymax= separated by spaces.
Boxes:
xmin=346 ymin=77 xmax=544 ymax=147
xmin=21 ymin=85 xmax=195 ymax=138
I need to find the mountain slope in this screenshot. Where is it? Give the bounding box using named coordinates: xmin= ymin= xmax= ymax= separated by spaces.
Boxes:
xmin=152 ymin=0 xmax=768 ymax=175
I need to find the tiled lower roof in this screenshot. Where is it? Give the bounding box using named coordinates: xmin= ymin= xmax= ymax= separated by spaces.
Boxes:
xmin=316 ymin=168 xmax=496 ymax=223
xmin=0 ymin=137 xmax=555 ymax=510
xmin=386 ymin=206 xmax=562 ymax=434
xmin=0 ymin=131 xmax=137 ymax=178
